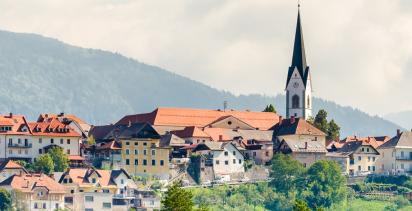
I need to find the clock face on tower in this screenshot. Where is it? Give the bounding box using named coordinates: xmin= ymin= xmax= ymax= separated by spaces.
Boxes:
xmin=293 ymin=82 xmax=299 ymax=88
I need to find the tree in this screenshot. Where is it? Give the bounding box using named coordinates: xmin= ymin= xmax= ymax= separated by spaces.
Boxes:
xmin=87 ymin=135 xmax=96 ymax=145
xmin=293 ymin=200 xmax=311 ymax=211
xmin=263 ymin=104 xmax=277 ymax=113
xmin=327 ymin=119 xmax=340 ymax=141
xmin=302 ymin=160 xmax=346 ymax=209
xmin=34 ymin=154 xmax=54 ymax=174
xmin=313 ymin=109 xmax=328 ymax=133
xmin=162 ymin=181 xmax=195 ymax=211
xmin=269 ymin=153 xmax=305 ymax=193
xmin=14 ymin=160 xmax=34 ymax=172
xmin=48 ymin=147 xmax=69 ymax=172
xmin=0 ymin=188 xmax=11 ymax=210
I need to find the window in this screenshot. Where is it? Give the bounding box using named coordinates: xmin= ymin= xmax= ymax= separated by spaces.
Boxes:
xmin=103 ymin=202 xmax=111 ymax=208
xmin=307 ymin=98 xmax=310 ymax=107
xmin=125 ymin=149 xmax=130 ymax=155
xmin=160 ymin=160 xmax=164 ymax=166
xmin=43 ymin=203 xmax=46 ymax=209
xmin=67 ymin=139 xmax=70 ymax=144
xmin=401 ymin=163 xmax=405 ymax=169
xmin=224 ymin=151 xmax=228 ymax=156
xmin=233 ymin=151 xmax=236 ymax=156
xmin=143 ymin=149 xmax=147 ymax=155
xmin=253 ymin=152 xmax=257 ymax=157
xmin=233 ymin=159 xmax=236 ymax=164
xmin=372 ymin=157 xmax=376 ymax=162
xmin=103 ymin=189 xmax=109 ymax=193
xmin=69 ymin=179 xmax=73 ymax=183
xmin=368 ymin=157 xmax=371 ymax=162
xmin=367 ymin=148 xmax=370 ymax=152
xmin=134 ymin=149 xmax=138 ymax=155
xmin=85 ymin=196 xmax=94 ymax=202
xmin=358 ymin=156 xmax=361 ymax=161
xmin=85 ymin=209 xmax=93 ymax=211
xmin=67 ymin=149 xmax=70 ymax=154
xmin=34 ymin=203 xmax=38 ymax=209
xmin=372 ymin=166 xmax=376 ymax=171
xmin=143 ymin=142 xmax=147 ymax=146
xmin=225 ymin=160 xmax=229 ymax=165
xmin=368 ymin=166 xmax=371 ymax=171
xmin=152 ymin=160 xmax=156 ymax=166
xmin=18 ymin=138 xmax=21 ymax=144
xmin=216 ymin=160 xmax=220 ymax=165
xmin=135 ymin=159 xmax=138 ymax=165
xmin=126 ymin=159 xmax=130 ymax=165
xmin=126 ymin=142 xmax=130 ymax=145
xmin=120 ymin=179 xmax=124 ymax=184
xmin=401 ymin=151 xmax=405 ymax=158
xmin=63 ymin=178 xmax=68 ymax=183
xmin=51 ymin=139 xmax=54 ymax=144
xmin=39 ymin=149 xmax=43 ymax=154
xmin=239 ymin=159 xmax=242 ymax=164
xmin=134 ymin=142 xmax=138 ymax=146
xmin=39 ymin=138 xmax=42 ymax=144
xmin=151 ymin=149 xmax=156 ymax=156
xmin=60 ymin=139 xmax=63 ymax=144
xmin=292 ymin=95 xmax=300 ymax=108
xmin=92 ymin=178 xmax=96 ymax=183
xmin=143 ymin=159 xmax=147 ymax=166
xmin=55 ymin=203 xmax=59 ymax=209
xmin=358 ymin=166 xmax=361 ymax=171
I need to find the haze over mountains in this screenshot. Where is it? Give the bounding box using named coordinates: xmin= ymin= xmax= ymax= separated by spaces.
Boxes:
xmin=0 ymin=30 xmax=402 ymax=137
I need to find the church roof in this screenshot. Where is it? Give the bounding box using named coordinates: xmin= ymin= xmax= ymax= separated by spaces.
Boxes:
xmin=286 ymin=8 xmax=310 ymax=88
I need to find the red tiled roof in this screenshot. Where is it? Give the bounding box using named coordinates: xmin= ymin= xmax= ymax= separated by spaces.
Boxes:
xmin=97 ymin=140 xmax=122 ymax=150
xmin=0 ymin=160 xmax=25 ymax=170
xmin=28 ymin=119 xmax=81 ymax=137
xmin=0 ymin=173 xmax=66 ymax=193
xmin=68 ymin=155 xmax=85 ymax=161
xmin=328 ymin=136 xmax=390 ymax=150
xmin=171 ymin=126 xmax=210 ymax=139
xmin=0 ymin=114 xmax=31 ymax=135
xmin=116 ymin=107 xmax=279 ymax=130
xmin=272 ymin=117 xmax=325 ymax=136
xmin=63 ymin=168 xmax=116 ymax=188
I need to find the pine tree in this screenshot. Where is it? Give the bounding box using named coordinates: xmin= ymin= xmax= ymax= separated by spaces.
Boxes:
xmin=263 ymin=104 xmax=277 ymax=113
xmin=327 ymin=120 xmax=340 ymax=141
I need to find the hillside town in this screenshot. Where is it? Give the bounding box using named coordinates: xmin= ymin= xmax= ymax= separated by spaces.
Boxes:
xmin=0 ymin=5 xmax=411 ymax=211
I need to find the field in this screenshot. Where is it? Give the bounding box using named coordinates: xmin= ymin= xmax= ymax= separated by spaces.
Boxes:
xmin=334 ymin=198 xmax=412 ymax=211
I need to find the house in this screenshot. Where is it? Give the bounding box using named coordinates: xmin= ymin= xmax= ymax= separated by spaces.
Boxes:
xmin=135 ymin=190 xmax=161 ymax=211
xmin=0 ymin=159 xmax=28 ymax=182
xmin=0 ymin=173 xmax=67 ymax=211
xmin=377 ymin=130 xmax=412 ymax=175
xmin=37 ymin=113 xmax=91 ymax=139
xmin=272 ymin=116 xmax=326 ymax=148
xmin=0 ymin=114 xmax=33 ymax=161
xmin=277 ymin=137 xmax=327 ymax=167
xmin=95 ymin=140 xmax=123 ymax=169
xmin=332 ymin=140 xmax=379 ymax=176
xmin=56 ymin=168 xmax=136 ymax=211
xmin=327 ymin=136 xmax=390 ymax=152
xmin=241 ymin=139 xmax=273 ymax=165
xmin=118 ymin=123 xmax=170 ymax=180
xmin=192 ymin=142 xmax=244 ymax=179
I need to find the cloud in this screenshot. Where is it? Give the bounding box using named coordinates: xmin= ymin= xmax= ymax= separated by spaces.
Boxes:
xmin=0 ymin=0 xmax=411 ymax=115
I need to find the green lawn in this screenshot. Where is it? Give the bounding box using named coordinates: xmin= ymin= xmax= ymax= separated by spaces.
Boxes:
xmin=334 ymin=198 xmax=412 ymax=211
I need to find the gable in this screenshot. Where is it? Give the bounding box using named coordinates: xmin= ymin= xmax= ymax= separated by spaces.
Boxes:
xmin=206 ymin=116 xmax=255 ymax=130
xmin=355 ymin=145 xmax=379 ymax=155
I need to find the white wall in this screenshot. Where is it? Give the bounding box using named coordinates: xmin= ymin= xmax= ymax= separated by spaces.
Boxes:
xmin=286 ymin=67 xmax=312 ymax=119
xmin=212 ymin=144 xmax=244 ymax=176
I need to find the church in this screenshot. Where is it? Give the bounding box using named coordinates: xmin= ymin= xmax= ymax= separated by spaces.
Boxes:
xmin=285 ymin=6 xmax=313 ymax=120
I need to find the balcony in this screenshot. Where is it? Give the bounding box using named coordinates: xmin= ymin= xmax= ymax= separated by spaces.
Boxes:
xmin=8 ymin=143 xmax=32 ymax=148
xmin=396 ymin=156 xmax=412 ymax=161
xmin=113 ymin=193 xmax=135 ymax=199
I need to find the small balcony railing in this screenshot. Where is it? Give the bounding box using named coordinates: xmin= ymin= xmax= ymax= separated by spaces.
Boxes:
xmin=396 ymin=156 xmax=412 ymax=161
xmin=8 ymin=143 xmax=32 ymax=148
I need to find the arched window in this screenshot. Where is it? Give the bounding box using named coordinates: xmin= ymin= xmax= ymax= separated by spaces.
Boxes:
xmin=307 ymin=97 xmax=310 ymax=107
xmin=292 ymin=95 xmax=300 ymax=108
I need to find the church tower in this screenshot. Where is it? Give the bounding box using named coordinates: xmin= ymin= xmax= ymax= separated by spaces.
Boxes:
xmin=286 ymin=6 xmax=312 ymax=120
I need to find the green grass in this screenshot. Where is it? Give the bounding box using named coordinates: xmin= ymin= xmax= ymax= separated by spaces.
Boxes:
xmin=333 ymin=198 xmax=412 ymax=211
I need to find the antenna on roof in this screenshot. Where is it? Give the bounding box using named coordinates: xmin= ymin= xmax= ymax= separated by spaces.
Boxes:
xmin=223 ymin=101 xmax=228 ymax=111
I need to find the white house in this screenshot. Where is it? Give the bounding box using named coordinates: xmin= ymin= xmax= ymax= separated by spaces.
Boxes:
xmin=377 ymin=130 xmax=412 ymax=174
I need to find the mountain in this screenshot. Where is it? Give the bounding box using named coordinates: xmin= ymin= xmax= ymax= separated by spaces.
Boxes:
xmin=0 ymin=30 xmax=402 ymax=137
xmin=385 ymin=111 xmax=412 ymax=130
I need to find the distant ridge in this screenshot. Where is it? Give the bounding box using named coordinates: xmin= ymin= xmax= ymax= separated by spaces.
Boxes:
xmin=0 ymin=29 xmax=402 ymax=137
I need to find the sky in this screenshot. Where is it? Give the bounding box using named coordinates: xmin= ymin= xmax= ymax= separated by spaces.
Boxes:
xmin=0 ymin=0 xmax=411 ymax=116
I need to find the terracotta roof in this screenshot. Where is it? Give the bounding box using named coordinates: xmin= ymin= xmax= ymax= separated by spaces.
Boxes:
xmin=272 ymin=117 xmax=325 ymax=136
xmin=0 ymin=160 xmax=26 ymax=171
xmin=171 ymin=126 xmax=210 ymax=138
xmin=0 ymin=173 xmax=66 ymax=193
xmin=68 ymin=155 xmax=85 ymax=161
xmin=329 ymin=136 xmax=389 ymax=150
xmin=28 ymin=119 xmax=81 ymax=137
xmin=0 ymin=114 xmax=31 ymax=135
xmin=116 ymin=107 xmax=280 ymax=130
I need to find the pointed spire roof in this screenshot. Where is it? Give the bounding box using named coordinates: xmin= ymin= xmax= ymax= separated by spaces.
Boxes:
xmin=286 ymin=6 xmax=310 ymax=88
xmin=291 ymin=8 xmax=307 ymax=73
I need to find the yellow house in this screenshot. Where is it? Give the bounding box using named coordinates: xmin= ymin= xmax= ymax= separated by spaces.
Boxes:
xmin=119 ymin=123 xmax=170 ymax=180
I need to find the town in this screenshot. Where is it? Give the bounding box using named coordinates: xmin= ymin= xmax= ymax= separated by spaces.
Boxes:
xmin=0 ymin=4 xmax=411 ymax=211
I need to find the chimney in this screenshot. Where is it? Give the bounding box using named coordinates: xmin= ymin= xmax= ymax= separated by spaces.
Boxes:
xmin=290 ymin=116 xmax=296 ymax=124
xmin=397 ymin=129 xmax=401 ymax=137
xmin=8 ymin=113 xmax=12 ymax=118
xmin=304 ymin=142 xmax=308 ymax=149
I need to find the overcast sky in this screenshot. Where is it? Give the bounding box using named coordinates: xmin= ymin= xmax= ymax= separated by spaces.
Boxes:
xmin=0 ymin=0 xmax=411 ymax=116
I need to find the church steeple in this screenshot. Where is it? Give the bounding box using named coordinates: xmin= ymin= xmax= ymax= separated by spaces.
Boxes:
xmin=291 ymin=7 xmax=307 ymax=75
xmin=285 ymin=4 xmax=313 ymax=120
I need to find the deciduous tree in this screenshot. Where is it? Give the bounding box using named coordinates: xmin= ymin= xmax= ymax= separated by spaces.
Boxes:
xmin=49 ymin=147 xmax=69 ymax=172
xmin=34 ymin=154 xmax=54 ymax=174
xmin=269 ymin=153 xmax=305 ymax=193
xmin=0 ymin=188 xmax=11 ymax=210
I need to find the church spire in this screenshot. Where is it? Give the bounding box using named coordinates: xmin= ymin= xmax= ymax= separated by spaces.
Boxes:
xmin=291 ymin=6 xmax=307 ymax=74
